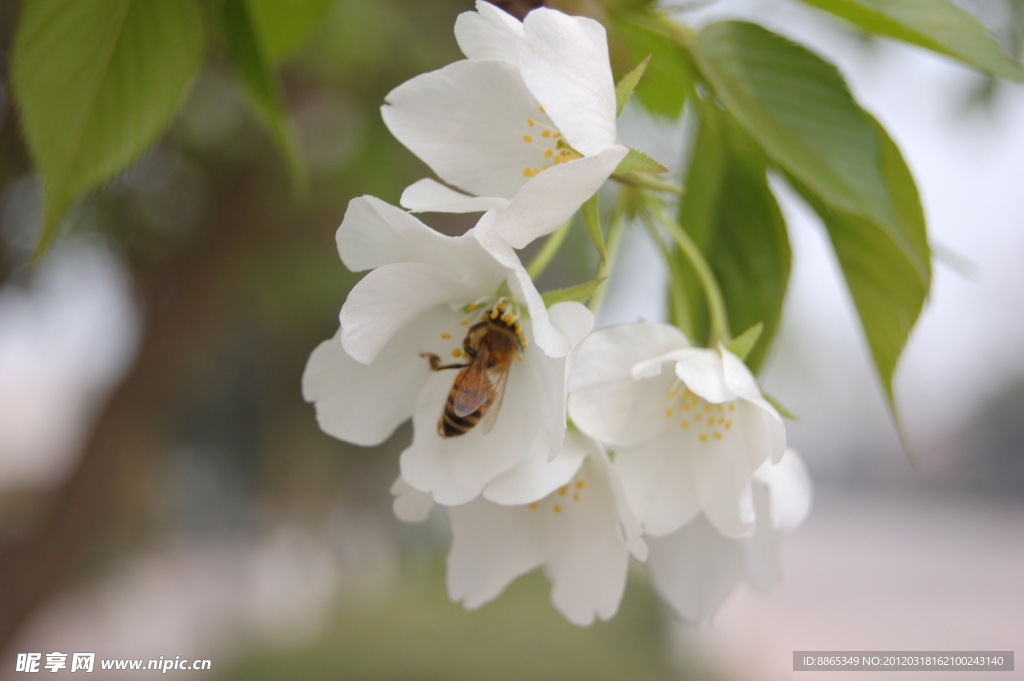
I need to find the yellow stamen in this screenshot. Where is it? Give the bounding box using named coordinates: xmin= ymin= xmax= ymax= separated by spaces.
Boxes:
xmin=558 ymin=486 xmax=568 ymax=496
xmin=440 ymin=333 xmax=451 ymax=339
xmin=553 ymin=504 xmax=562 ymax=514
xmin=529 ymin=502 xmax=538 ymax=510
xmin=539 ymin=106 xmax=545 ymax=113
xmin=575 ymin=480 xmax=585 ymax=489
xmin=573 ymin=492 xmax=580 ymax=501
xmin=543 ymin=149 xmax=553 ymax=158
xmin=461 ymin=320 xmax=469 ymax=326
xmin=699 ymin=433 xmax=709 ymax=442
xmin=665 ymin=409 xmax=673 ymax=417
xmin=541 ymin=130 xmax=551 ymax=138
xmin=523 ymin=167 xmax=532 ymax=177
xmin=451 ymin=349 xmax=462 ymax=358
xmin=527 ymin=118 xmax=535 ymax=127
xmin=714 ymin=432 xmax=723 ymax=440
xmin=523 ymin=135 xmax=533 ymax=143
xmin=681 ymin=421 xmax=689 ymax=430
xmin=468 ymin=303 xmax=477 ymax=311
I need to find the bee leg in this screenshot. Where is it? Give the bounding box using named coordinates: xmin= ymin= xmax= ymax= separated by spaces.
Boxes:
xmin=420 ymin=353 xmax=469 ymax=371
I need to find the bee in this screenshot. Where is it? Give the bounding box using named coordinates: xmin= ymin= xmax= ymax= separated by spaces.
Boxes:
xmin=422 ymin=305 xmax=523 ymax=437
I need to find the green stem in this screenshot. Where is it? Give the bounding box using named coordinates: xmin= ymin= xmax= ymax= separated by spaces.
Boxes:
xmin=649 ymin=202 xmax=731 ymax=344
xmin=611 ymin=173 xmax=683 ymax=195
xmin=587 ymin=197 xmax=627 ymax=314
xmin=526 ymin=220 xmax=572 ymax=279
xmin=641 ymin=213 xmax=693 ymax=338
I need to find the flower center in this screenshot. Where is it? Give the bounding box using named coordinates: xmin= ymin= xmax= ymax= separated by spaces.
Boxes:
xmin=436 ymin=296 xmax=528 ymax=359
xmin=528 ymin=477 xmax=587 ymax=515
xmin=663 ymin=381 xmax=736 ymax=444
xmin=521 ymin=106 xmax=582 ymax=178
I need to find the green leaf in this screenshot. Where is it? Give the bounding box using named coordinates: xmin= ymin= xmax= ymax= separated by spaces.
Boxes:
xmin=692 ymin=22 xmax=903 ymax=243
xmin=581 ymin=193 xmax=606 ymax=263
xmin=786 ymin=117 xmax=930 ymax=411
xmin=796 ymin=0 xmax=1024 ymax=83
xmin=675 ymin=104 xmax=791 ymax=371
xmin=616 ymin=55 xmax=651 ymax=117
xmin=11 ymin=0 xmax=206 ymax=259
xmin=541 ymin=278 xmax=605 ymax=307
xmin=248 ymin=0 xmax=336 ymax=63
xmin=222 ymin=0 xmax=309 ymax=193
xmin=615 ymin=148 xmax=668 ymax=175
xmin=609 ymin=12 xmax=696 ymax=118
xmin=725 ymin=322 xmax=763 ymax=362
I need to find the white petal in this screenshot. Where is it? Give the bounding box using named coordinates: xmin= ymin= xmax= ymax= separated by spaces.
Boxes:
xmin=691 ymin=400 xmax=775 ymax=539
xmin=542 ymin=301 xmax=594 ymax=460
xmin=339 ymin=263 xmax=475 ymax=364
xmin=754 ymin=448 xmax=812 ymax=533
xmin=518 ymin=9 xmax=616 ymax=156
xmin=337 ymin=196 xmax=497 ymax=280
xmin=743 ymin=482 xmax=783 ymax=593
xmin=491 ymin=145 xmax=627 ymax=248
xmin=545 ymin=452 xmax=633 ymax=625
xmin=592 ymin=442 xmax=647 ymax=561
xmin=455 ymin=1 xmax=523 ymax=62
xmin=474 ymin=214 xmax=585 ymax=359
xmin=614 ymin=427 xmax=701 ymax=537
xmin=391 ymin=476 xmax=435 ymax=523
xmin=400 ymin=178 xmax=510 ymax=214
xmin=400 ymin=358 xmax=545 ymax=506
xmin=382 ymin=59 xmax=553 ymax=200
xmin=302 ymin=326 xmax=429 ymax=446
xmin=447 ymin=499 xmax=546 ymax=609
xmin=483 ymin=425 xmax=589 ymax=506
xmin=720 ymin=344 xmax=782 ymax=426
xmin=672 ymin=347 xmax=737 ymax=403
xmin=569 ymin=321 xmax=689 ymax=392
xmin=647 ymin=515 xmax=745 ymax=623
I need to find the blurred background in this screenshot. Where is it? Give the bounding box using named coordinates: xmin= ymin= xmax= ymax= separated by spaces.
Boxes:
xmin=0 ymin=0 xmax=1021 ymax=679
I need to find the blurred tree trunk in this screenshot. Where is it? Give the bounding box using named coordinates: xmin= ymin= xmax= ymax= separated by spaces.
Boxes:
xmin=0 ymin=167 xmax=275 ymax=652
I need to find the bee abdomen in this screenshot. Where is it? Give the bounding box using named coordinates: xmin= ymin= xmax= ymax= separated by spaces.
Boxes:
xmin=439 ymin=407 xmax=481 ymax=437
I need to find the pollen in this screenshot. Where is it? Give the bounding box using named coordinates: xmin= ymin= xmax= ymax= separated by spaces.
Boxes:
xmin=517 ymin=355 xmax=523 ymax=362
xmin=665 ymin=409 xmax=673 ymax=417
xmin=553 ymin=504 xmax=562 ymax=514
xmin=529 ymin=502 xmax=538 ymax=510
xmin=573 ymin=492 xmax=580 ymax=501
xmin=558 ymin=486 xmax=569 ymax=496
xmin=544 ymin=149 xmax=553 ymax=158
xmin=440 ymin=333 xmax=451 ymax=339
xmin=668 ymin=389 xmax=677 ymax=397
xmin=575 ymin=480 xmax=585 ymax=489
xmin=502 ymin=312 xmax=515 ymax=325
xmin=468 ymin=303 xmax=477 ymax=312
xmin=541 ymin=130 xmax=551 ymax=138
xmin=553 ymin=132 xmax=562 ymax=138
xmin=496 ymin=301 xmax=505 ymax=310
xmin=523 ymin=135 xmax=533 ymax=143
xmin=521 ymin=343 xmax=529 ymax=349
xmin=683 ymin=404 xmax=692 ymax=411
xmin=514 ymin=324 xmax=523 ymax=334
xmin=699 ymin=433 xmax=709 ymax=442
xmin=451 ymin=349 xmax=462 ymax=358
xmin=539 ymin=105 xmax=545 ymax=113
xmin=681 ymin=420 xmax=689 ymax=430
xmin=527 ymin=118 xmax=536 ymax=127
xmin=695 ymin=413 xmax=702 ymax=422
xmin=725 ymin=421 xmax=732 ymax=430
xmin=461 ymin=320 xmax=469 ymax=326
xmin=523 ymin=167 xmax=533 ymax=177
xmin=729 ymin=403 xmax=736 ymax=412
xmin=714 ymin=432 xmax=723 ymax=440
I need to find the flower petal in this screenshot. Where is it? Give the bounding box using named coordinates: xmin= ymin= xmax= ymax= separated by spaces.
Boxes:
xmin=671 ymin=347 xmax=737 ymax=403
xmin=483 ymin=423 xmax=588 ymax=505
xmin=401 ymin=178 xmax=511 ymax=214
xmin=382 ymin=59 xmax=553 ymax=200
xmin=455 ymin=1 xmax=523 ymax=62
xmin=754 ymin=448 xmax=812 ymax=533
xmin=400 ymin=359 xmax=545 ymax=506
xmin=447 ymin=498 xmax=546 ymax=609
xmin=337 ymin=196 xmax=496 ymax=280
xmin=690 ymin=400 xmax=776 ymax=539
xmin=647 ymin=515 xmax=746 ymax=623
xmin=491 ymin=145 xmax=627 ymax=248
xmin=340 ymin=263 xmax=474 ymax=364
xmin=720 ymin=345 xmax=786 ymax=462
xmin=569 ymin=321 xmax=689 ymax=392
xmin=613 ymin=426 xmax=701 ymax=537
xmin=302 ymin=325 xmax=431 ymax=446
xmin=518 ymin=9 xmax=616 ymax=156
xmin=391 ymin=476 xmax=435 ymax=523
xmin=545 ymin=450 xmax=634 ymax=625
xmin=743 ymin=482 xmax=782 ymax=593
xmin=474 ymin=213 xmax=590 ymax=359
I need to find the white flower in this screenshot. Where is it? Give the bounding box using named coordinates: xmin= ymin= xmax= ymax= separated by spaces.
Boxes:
xmin=646 ymin=449 xmax=812 ymax=622
xmin=302 ymin=196 xmax=593 ymax=506
xmin=567 ymin=321 xmax=785 ymax=539
xmin=381 ymin=1 xmax=628 ymax=248
xmin=393 ymin=429 xmax=648 ymax=626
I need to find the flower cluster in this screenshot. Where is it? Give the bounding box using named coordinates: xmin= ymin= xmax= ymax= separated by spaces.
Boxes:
xmin=304 ymin=1 xmax=810 ymax=626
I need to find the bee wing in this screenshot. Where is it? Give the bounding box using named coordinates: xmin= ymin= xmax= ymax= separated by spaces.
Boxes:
xmin=452 ymin=340 xmax=494 ymax=418
xmin=479 ymin=358 xmax=512 ymax=435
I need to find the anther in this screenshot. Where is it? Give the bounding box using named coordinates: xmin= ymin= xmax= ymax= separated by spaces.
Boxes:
xmin=681 ymin=421 xmax=689 ymax=430
xmin=544 ymin=149 xmax=553 ymax=158
xmin=665 ymin=409 xmax=673 ymax=417
xmin=461 ymin=320 xmax=469 ymax=326
xmin=714 ymin=433 xmax=723 ymax=440
xmin=575 ymin=480 xmax=585 ymax=489
xmin=468 ymin=303 xmax=477 ymax=311
xmin=573 ymin=492 xmax=580 ymax=502
xmin=440 ymin=333 xmax=451 ymax=339
xmin=527 ymin=118 xmax=535 ymax=127
xmin=529 ymin=502 xmax=538 ymax=510
xmin=451 ymin=349 xmax=462 ymax=358
xmin=558 ymin=486 xmax=568 ymax=496
xmin=523 ymin=135 xmax=533 ymax=143
xmin=541 ymin=130 xmax=551 ymax=138
xmin=539 ymin=106 xmax=545 ymax=113
xmin=699 ymin=433 xmax=709 ymax=442
xmin=553 ymin=504 xmax=562 ymax=514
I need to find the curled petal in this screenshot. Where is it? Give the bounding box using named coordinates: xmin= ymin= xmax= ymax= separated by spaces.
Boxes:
xmin=671 ymin=348 xmax=736 ymax=403
xmin=754 ymin=448 xmax=812 ymax=533
xmin=491 ymin=145 xmax=627 ymax=248
xmin=401 ymin=178 xmax=510 ymax=214
xmin=518 ymin=9 xmax=616 ymax=156
xmin=455 ymin=1 xmax=523 ymax=62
